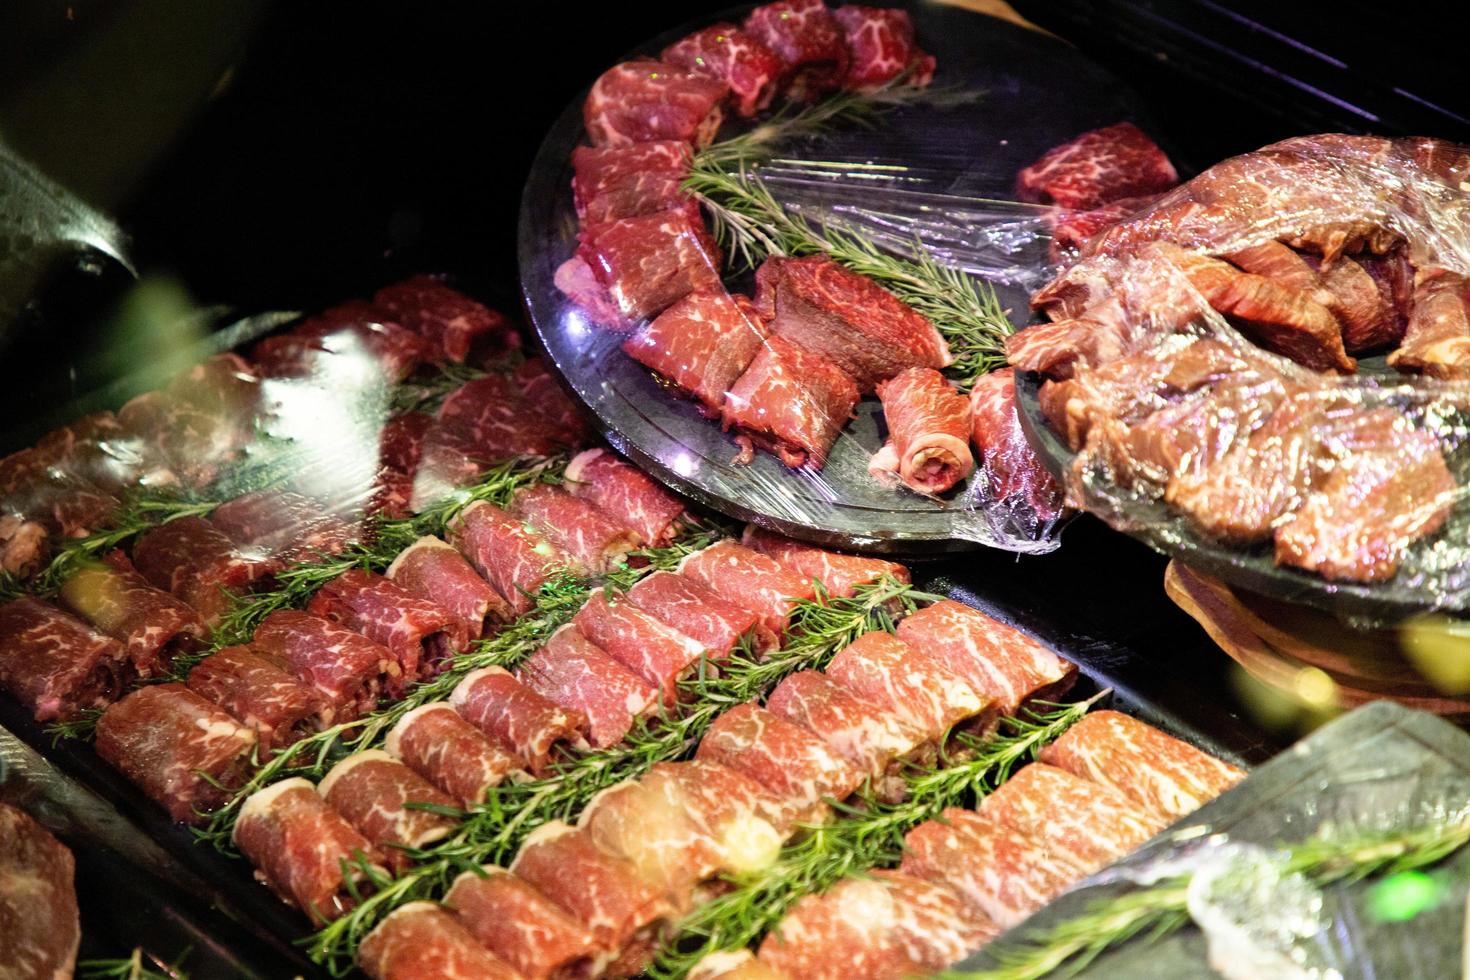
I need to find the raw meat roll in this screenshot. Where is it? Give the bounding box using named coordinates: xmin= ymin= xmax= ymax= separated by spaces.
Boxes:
xmin=579 ymin=779 xmax=718 ymax=907
xmin=826 ymin=630 xmax=995 ymax=740
xmin=451 ymin=666 xmax=590 ymax=776
xmin=565 ymin=448 xmax=687 ymax=547
xmin=443 ymin=865 xmax=602 ymax=979
xmin=447 ymin=500 xmax=574 ymax=615
xmin=517 ymin=625 xmax=661 ymax=749
xmin=358 ymin=902 xmax=520 ymax=980
xmin=678 ymin=539 xmax=816 ymax=637
xmin=626 ymin=570 xmax=778 ymax=659
xmin=572 ymin=588 xmax=707 ymax=707
xmin=622 ymin=288 xmax=771 ymax=414
xmin=57 ymin=550 xmax=204 ymax=677
xmin=186 ymin=645 xmax=326 ymax=756
xmin=0 ymin=596 xmax=134 ymax=722
xmin=386 ymin=535 xmax=511 ymax=641
xmin=210 ymin=489 xmax=359 ymax=565
xmin=968 ymin=367 xmax=1064 ymax=520
xmin=640 ymin=760 xmax=786 ymax=868
xmin=740 ymin=525 xmax=909 ymax=598
xmin=373 ymin=276 xmax=519 ymax=365
xmin=510 ymin=484 xmax=641 ymax=573
xmin=436 ymin=374 xmax=577 ymax=459
xmin=722 ymin=334 xmax=860 ymax=470
xmin=766 ymin=669 xmax=926 ymax=778
xmin=871 ymin=367 xmax=974 ymax=494
xmin=319 ymin=750 xmax=459 ymax=871
xmin=252 ymin=609 xmax=391 ymax=723
xmin=0 ymin=803 xmax=80 ymax=980
xmin=131 ymin=515 xmax=276 ymax=625
xmin=385 ymin=703 xmax=524 ymax=807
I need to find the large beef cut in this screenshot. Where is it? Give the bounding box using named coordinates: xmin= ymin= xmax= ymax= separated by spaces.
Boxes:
xmin=743 ymin=0 xmax=850 ymax=101
xmin=572 ymin=141 xmax=695 ymax=226
xmin=721 ymin=333 xmax=860 ymax=470
xmin=833 ymin=5 xmax=936 ymax=90
xmin=622 ymin=287 xmax=771 ymax=413
xmin=1016 ymin=122 xmax=1178 ymax=210
xmin=0 ymin=803 xmax=80 ymax=980
xmin=578 ymin=208 xmax=724 ymax=322
xmin=0 ymin=596 xmax=134 ymax=722
xmin=756 ymin=256 xmax=952 ymax=390
xmin=583 ymin=59 xmax=727 ymax=148
xmin=870 ymin=367 xmax=974 ymax=494
xmin=96 ymin=683 xmax=258 ymax=823
xmin=662 ymin=23 xmax=783 ymax=118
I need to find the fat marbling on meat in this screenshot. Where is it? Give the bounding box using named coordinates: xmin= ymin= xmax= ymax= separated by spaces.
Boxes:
xmin=1015 ymin=122 xmax=1178 ymax=211
xmin=766 ymin=669 xmax=927 ymax=779
xmin=622 ymin=287 xmax=771 ymax=414
xmin=578 ymin=207 xmax=724 ymax=322
xmin=386 ymin=535 xmax=512 ymax=641
xmin=373 ymin=276 xmax=519 ymax=365
xmin=447 ymin=500 xmax=574 ymax=616
xmin=721 ymin=333 xmax=860 ymax=470
xmin=252 ymin=609 xmax=391 ymax=723
xmin=626 ymin=569 xmax=778 ymax=659
xmin=451 ymin=666 xmax=590 ymax=776
xmin=833 ymin=5 xmax=936 ymax=91
xmin=743 ymin=0 xmax=850 ymax=101
xmin=0 ymin=803 xmax=80 ymax=980
xmin=565 ymin=448 xmax=687 ymax=547
xmin=678 ymin=539 xmax=817 ymax=637
xmin=826 ymin=630 xmax=995 ymax=741
xmin=318 ymin=750 xmax=459 ymax=872
xmin=358 ymin=902 xmax=521 ymax=980
xmin=573 ymin=587 xmax=708 ymax=707
xmin=572 ymin=140 xmax=695 ymax=225
xmin=516 ymin=624 xmax=661 ymax=749
xmin=58 ymin=550 xmax=204 ymax=677
xmin=443 ymin=865 xmax=602 ymax=980
xmin=662 ymin=22 xmax=783 ymax=117
xmin=870 ymin=367 xmax=975 ymax=494
xmin=583 ymin=59 xmax=727 ymax=148
xmin=0 ymin=595 xmax=134 ymax=722
xmin=187 ymin=644 xmax=326 ymax=756
xmin=510 ymin=484 xmax=641 ymax=573
xmin=385 ymin=703 xmax=524 ymax=807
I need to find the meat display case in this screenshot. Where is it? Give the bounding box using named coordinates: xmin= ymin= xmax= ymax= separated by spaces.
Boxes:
xmin=2 ymin=1 xmax=1467 ymax=977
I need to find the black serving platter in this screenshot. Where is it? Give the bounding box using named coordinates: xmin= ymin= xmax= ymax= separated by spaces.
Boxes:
xmin=1014 ymin=367 xmax=1470 ymax=623
xmin=960 ymin=700 xmax=1470 ymax=977
xmin=517 ymin=2 xmax=1165 ymax=556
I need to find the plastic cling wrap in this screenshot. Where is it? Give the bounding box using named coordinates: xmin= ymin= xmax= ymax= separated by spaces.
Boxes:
xmin=1012 ymin=135 xmax=1470 ymax=614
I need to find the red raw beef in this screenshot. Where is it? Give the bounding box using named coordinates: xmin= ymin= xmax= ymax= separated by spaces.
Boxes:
xmin=833 ymin=6 xmax=936 ymax=90
xmin=32 ymin=409 xmax=173 ymax=495
xmin=740 ymin=525 xmax=909 ymax=598
xmin=186 ymin=645 xmax=326 ymax=756
xmin=626 ymin=570 xmax=777 ymax=659
xmin=756 ymin=256 xmax=952 ymax=390
xmin=319 ymin=750 xmax=457 ymax=872
xmin=359 ymin=903 xmax=521 ymax=980
xmin=0 ymin=513 xmax=49 ymax=580
xmin=233 ymin=778 xmax=385 ymax=926
xmin=968 ymin=367 xmax=1065 ymax=520
xmin=572 ymin=141 xmax=695 ymax=225
xmin=516 ymin=624 xmax=660 ymax=749
xmin=307 ymin=568 xmax=468 ymax=693
xmin=1047 ymin=193 xmax=1163 ymax=262
xmin=583 ymin=59 xmax=728 ymax=148
xmin=290 ymin=301 xmax=432 ymax=382
xmin=373 ymin=276 xmax=519 ymax=364
xmin=386 ymin=535 xmax=511 ymax=640
xmin=366 ymin=468 xmax=415 ymax=521
xmin=117 ymin=389 xmax=248 ymax=488
xmin=514 ymin=357 xmax=590 ymax=447
xmin=447 ymin=500 xmax=573 ymax=616
xmin=58 ymin=550 xmax=204 ymax=677
xmin=826 ymin=630 xmax=994 ymax=741
xmin=131 ymin=515 xmax=276 ymax=626
xmin=743 ymin=0 xmax=851 ymax=101
xmin=564 ymin=448 xmax=686 ymax=546
xmin=572 ymin=587 xmax=707 ymax=707
xmin=662 ymin=22 xmax=784 ymax=117
xmin=622 ymin=287 xmax=770 ymax=413
xmin=766 ymin=669 xmax=925 ymax=777
xmin=0 ymin=596 xmax=134 ymax=722
xmin=578 ymin=208 xmax=724 ymax=323
xmin=451 ymin=665 xmax=590 ymax=776
xmin=0 ymin=803 xmax=80 ymax=980
xmin=722 ymin=333 xmax=860 ymax=469
xmin=385 ymin=703 xmax=522 ymax=807
xmin=378 ymin=411 xmax=431 ymax=475
xmin=510 ymin=484 xmax=641 ymax=573
xmin=437 ymin=373 xmax=577 ymax=459
xmin=210 ymin=489 xmax=359 ymax=565
xmin=678 ymin=539 xmax=816 ymax=637
xmin=0 ymin=447 xmax=120 ymax=539
xmin=510 ymin=823 xmax=675 ymax=976
xmin=640 ymin=758 xmax=789 ymax=861
xmin=444 ymin=866 xmax=601 ymax=980
xmin=871 ymin=367 xmax=975 ymax=494
xmin=554 ymin=255 xmax=631 ymax=330
xmin=252 ymin=609 xmax=390 ymax=723
xmin=1016 ymin=122 xmax=1178 ymax=211
xmin=95 ymin=683 xmax=257 ymax=823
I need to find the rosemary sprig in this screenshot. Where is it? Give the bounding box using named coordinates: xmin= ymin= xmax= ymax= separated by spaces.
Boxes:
xmin=302 ymin=576 xmax=926 ymax=974
xmin=684 ymin=161 xmax=1013 ymax=385
xmin=78 ymin=948 xmax=191 ymax=980
xmin=649 ymin=696 xmax=1099 ymax=978
xmin=963 ymin=818 xmax=1470 ymax=980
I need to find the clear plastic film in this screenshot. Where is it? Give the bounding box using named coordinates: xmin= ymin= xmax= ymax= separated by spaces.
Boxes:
xmin=1003 ymin=135 xmax=1470 ymax=612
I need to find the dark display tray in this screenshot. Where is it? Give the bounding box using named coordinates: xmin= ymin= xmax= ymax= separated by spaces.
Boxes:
xmin=517 ymin=2 xmax=1163 ymax=555
xmin=961 ymin=700 xmax=1470 ymax=977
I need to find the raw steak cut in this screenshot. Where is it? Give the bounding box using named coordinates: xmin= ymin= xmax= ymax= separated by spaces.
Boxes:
xmin=578 ymin=208 xmax=724 ymax=322
xmin=743 ymin=0 xmax=850 ymax=101
xmin=583 ymin=59 xmax=727 ymax=148
xmin=834 ymin=5 xmax=936 ymax=90
xmin=622 ymin=287 xmax=770 ymax=413
xmin=662 ymin=23 xmax=783 ymax=117
xmin=572 ymin=141 xmax=695 ymax=225
xmin=1015 ymin=122 xmax=1178 ymax=210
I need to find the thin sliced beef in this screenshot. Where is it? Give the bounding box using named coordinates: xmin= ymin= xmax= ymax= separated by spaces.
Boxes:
xmin=1039 ymin=710 xmax=1244 ymax=820
xmin=252 ymin=609 xmax=391 ymax=724
xmin=626 ymin=570 xmax=777 ymax=659
xmin=210 ymin=490 xmax=359 ymax=565
xmin=436 ymin=374 xmax=577 ymax=459
xmin=318 ymin=750 xmax=458 ymax=872
xmin=678 ymin=539 xmax=816 ymax=637
xmin=131 ymin=515 xmax=276 ymax=626
xmin=1016 ymin=122 xmax=1178 ymax=210
xmin=743 ymin=0 xmax=850 ymax=101
xmin=834 ymin=6 xmax=936 ymax=90
xmin=514 ymin=357 xmax=591 ymax=447
xmin=306 ymin=568 xmax=468 ymax=693
xmin=510 ymin=484 xmax=641 ymax=573
xmin=722 ymin=334 xmax=860 ymax=470
xmin=578 ymin=208 xmax=724 ymax=322
xmin=583 ymin=59 xmax=727 ymax=148
xmin=766 ymin=669 xmax=926 ymax=779
xmin=622 ymin=287 xmax=770 ymax=413
xmin=871 ymin=367 xmax=974 ymax=494
xmin=642 ymin=759 xmax=787 ymax=867
xmin=740 ymin=525 xmax=909 ymax=598
xmin=662 ymin=23 xmax=783 ymax=117
xmin=580 ymin=779 xmax=719 ymax=908
xmin=573 ymin=588 xmax=708 ymax=707
xmin=0 ymin=803 xmax=80 ymax=980
xmin=386 ymin=535 xmax=511 ymax=641
xmin=968 ymin=368 xmax=1064 ymax=520
xmin=826 ymin=630 xmax=994 ymax=741
xmin=757 ymin=256 xmax=952 ymax=391
xmin=447 ymin=500 xmax=574 ymax=616
xmin=358 ymin=902 xmax=521 ymax=980
xmin=186 ymin=645 xmax=326 ymax=756
xmin=516 ymin=625 xmax=660 ymax=749
xmin=95 ymin=683 xmax=257 ymax=823
xmin=385 ymin=703 xmax=523 ymax=807
xmin=451 ymin=666 xmax=590 ymax=776
xmin=233 ymin=778 xmax=385 ymax=926
xmin=0 ymin=596 xmax=134 ymax=722
xmin=444 ymin=866 xmax=602 ymax=980
xmin=565 ymin=448 xmax=687 ymax=546
xmin=58 ymin=550 xmax=204 ymax=677
xmin=373 ymin=276 xmax=519 ymax=365
xmin=572 ymin=141 xmax=695 ymax=225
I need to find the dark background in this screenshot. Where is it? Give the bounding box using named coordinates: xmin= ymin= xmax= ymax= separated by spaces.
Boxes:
xmin=1 ymin=0 xmax=1467 ymax=438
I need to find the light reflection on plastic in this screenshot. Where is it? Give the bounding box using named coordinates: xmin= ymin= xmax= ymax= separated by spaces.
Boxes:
xmin=563 ymin=308 xmax=590 ymax=344
xmin=672 ymin=452 xmax=697 ymax=478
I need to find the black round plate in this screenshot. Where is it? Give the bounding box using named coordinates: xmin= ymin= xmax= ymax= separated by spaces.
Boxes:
xmin=1014 ymin=369 xmax=1470 ymax=621
xmin=518 ymin=2 xmax=1159 ymax=555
